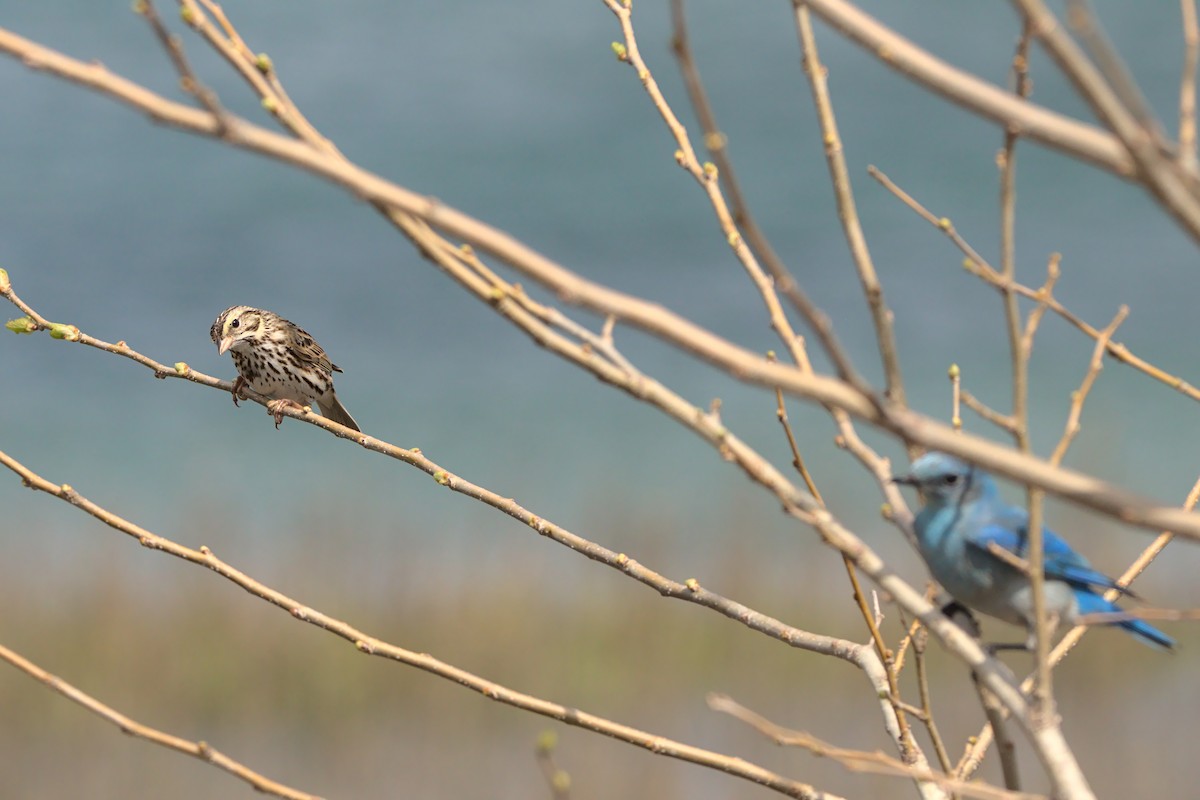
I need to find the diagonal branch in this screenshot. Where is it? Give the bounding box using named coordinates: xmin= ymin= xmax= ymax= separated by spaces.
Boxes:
xmin=0 ymin=641 xmax=321 ymax=800
xmin=1014 ymin=0 xmax=1200 ymax=242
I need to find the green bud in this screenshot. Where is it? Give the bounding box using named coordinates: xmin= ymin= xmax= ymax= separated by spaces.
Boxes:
xmin=552 ymin=772 xmax=571 ymax=793
xmin=0 ymin=268 xmax=9 ymax=292
xmin=255 ymin=53 xmax=274 ymax=74
xmin=5 ymin=316 xmax=36 ymax=334
xmin=174 ymin=362 xmax=190 ymax=375
xmin=947 ymin=363 xmax=960 ymax=379
xmin=535 ymin=730 xmax=557 ymax=753
xmin=48 ymin=323 xmax=80 ymax=341
xmin=611 ymin=42 xmax=627 ymax=61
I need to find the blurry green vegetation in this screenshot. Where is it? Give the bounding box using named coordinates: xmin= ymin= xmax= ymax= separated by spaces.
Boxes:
xmin=0 ymin=506 xmax=1191 ymax=798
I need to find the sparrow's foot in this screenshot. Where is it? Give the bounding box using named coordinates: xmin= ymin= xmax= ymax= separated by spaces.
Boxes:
xmin=265 ymin=398 xmax=307 ymax=429
xmin=231 ymin=375 xmax=248 ymax=407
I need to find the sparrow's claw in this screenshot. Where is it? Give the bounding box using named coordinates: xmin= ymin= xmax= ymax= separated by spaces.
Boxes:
xmin=265 ymin=398 xmax=307 ymax=429
xmin=231 ymin=375 xmax=248 ymax=407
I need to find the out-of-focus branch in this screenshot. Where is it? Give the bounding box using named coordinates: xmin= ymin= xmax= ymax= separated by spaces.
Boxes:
xmin=996 ymin=25 xmax=1047 ymax=720
xmin=136 ymin=0 xmax=228 ymax=130
xmin=707 ymin=694 xmax=1043 ymax=800
xmin=0 ymin=642 xmax=321 ymax=800
xmin=1015 ymin=0 xmax=1200 ymax=242
xmin=797 ymin=0 xmax=1135 ymax=176
xmin=769 ymin=373 xmax=921 ymax=769
xmin=793 ymin=4 xmax=906 ymax=409
xmin=669 ymin=0 xmax=867 ymax=393
xmin=1048 ymin=307 xmax=1128 ymax=466
xmin=670 ymin=1 xmax=918 ymax=688
xmin=868 ymin=167 xmax=1200 ymax=407
xmin=1063 ymin=0 xmax=1160 ymax=131
xmin=0 ymin=447 xmax=839 ymax=800
xmin=535 ymin=731 xmax=572 ymax=800
xmin=603 ymin=0 xmax=815 ymax=387
xmin=668 ymin=7 xmax=927 ymax=773
xmin=1180 ymin=0 xmax=1200 ymax=171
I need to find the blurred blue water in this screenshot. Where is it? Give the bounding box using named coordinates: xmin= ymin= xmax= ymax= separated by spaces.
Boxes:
xmin=2 ymin=1 xmax=1198 ymax=574
xmin=3 ymin=1 xmax=1200 ymax=576
xmin=3 ymin=1 xmax=1200 ymax=797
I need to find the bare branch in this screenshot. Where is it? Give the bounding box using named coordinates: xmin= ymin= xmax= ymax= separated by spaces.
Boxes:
xmin=793 ymin=5 xmax=905 ymax=406
xmin=669 ymin=0 xmax=866 ymax=392
xmin=798 ymin=0 xmax=1135 ymax=176
xmin=1181 ymin=0 xmax=1200 ymax=170
xmin=0 ymin=642 xmax=320 ymax=800
xmin=708 ymin=693 xmax=1044 ymax=800
xmin=1014 ymin=0 xmax=1200 ymax=243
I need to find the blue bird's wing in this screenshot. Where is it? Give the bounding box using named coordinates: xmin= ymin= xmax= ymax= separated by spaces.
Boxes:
xmin=965 ymin=520 xmax=1136 ymax=597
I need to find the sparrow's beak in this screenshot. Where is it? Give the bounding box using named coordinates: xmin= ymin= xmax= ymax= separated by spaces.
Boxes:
xmin=218 ymin=337 xmax=233 ymax=356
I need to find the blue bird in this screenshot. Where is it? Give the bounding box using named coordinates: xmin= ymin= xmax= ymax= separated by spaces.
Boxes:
xmin=894 ymin=451 xmax=1173 ymax=651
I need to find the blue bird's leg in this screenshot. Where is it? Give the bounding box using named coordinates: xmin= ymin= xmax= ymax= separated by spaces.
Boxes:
xmin=940 ymin=599 xmax=982 ymax=638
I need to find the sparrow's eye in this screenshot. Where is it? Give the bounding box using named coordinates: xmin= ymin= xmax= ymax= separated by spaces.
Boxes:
xmin=231 ymin=319 xmax=240 ymax=329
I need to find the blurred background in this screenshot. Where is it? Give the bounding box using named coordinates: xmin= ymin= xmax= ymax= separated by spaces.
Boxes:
xmin=1 ymin=1 xmax=1197 ymax=797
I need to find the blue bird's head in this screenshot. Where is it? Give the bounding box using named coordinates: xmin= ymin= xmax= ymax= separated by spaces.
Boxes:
xmin=893 ymin=451 xmax=995 ymax=508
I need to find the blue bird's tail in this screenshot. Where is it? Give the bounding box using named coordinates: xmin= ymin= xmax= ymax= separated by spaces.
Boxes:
xmin=1073 ymin=590 xmax=1175 ymax=650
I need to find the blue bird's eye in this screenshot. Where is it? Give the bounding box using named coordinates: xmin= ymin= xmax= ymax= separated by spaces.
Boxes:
xmin=943 ymin=474 xmax=959 ymax=485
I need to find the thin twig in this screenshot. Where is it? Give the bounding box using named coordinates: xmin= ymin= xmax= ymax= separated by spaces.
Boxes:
xmin=1063 ymin=0 xmax=1160 ymax=130
xmin=949 ymin=365 xmax=964 ymax=432
xmin=868 ymin=166 xmax=1200 ymax=406
xmin=1048 ymin=307 xmax=1129 ymax=466
xmin=1180 ymin=0 xmax=1200 ymax=171
xmin=793 ymin=4 xmax=905 ymax=407
xmin=968 ymin=671 xmax=1022 ymax=792
xmin=535 ymin=732 xmax=572 ymax=800
xmin=912 ymin=627 xmax=955 ymax=775
xmin=797 ymin=0 xmax=1136 ymax=177
xmin=603 ymin=0 xmax=812 ymax=382
xmin=774 ymin=356 xmax=915 ymax=755
xmin=136 ymin=0 xmax=228 ymax=132
xmin=1015 ymin=0 xmax=1200 ymax=244
xmin=960 ymin=389 xmax=1018 ymax=434
xmin=0 ymin=642 xmax=320 ymax=800
xmin=669 ymin=0 xmax=866 ymax=392
xmin=708 ymin=694 xmax=1043 ymax=800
